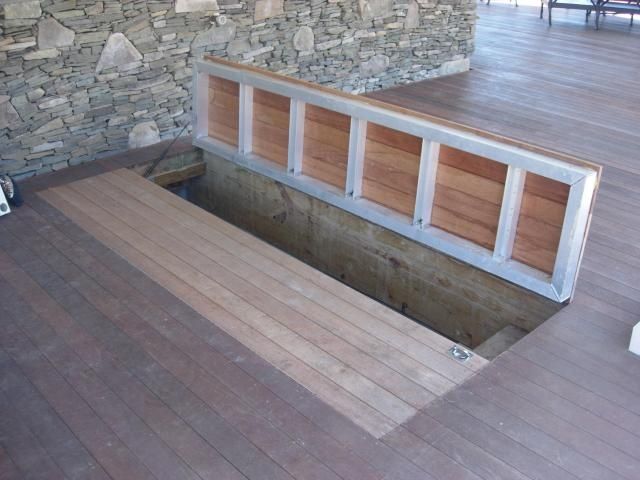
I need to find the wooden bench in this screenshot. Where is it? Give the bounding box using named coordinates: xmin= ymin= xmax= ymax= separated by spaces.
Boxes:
xmin=595 ymin=0 xmax=640 ymax=28
xmin=546 ymin=0 xmax=595 ymax=25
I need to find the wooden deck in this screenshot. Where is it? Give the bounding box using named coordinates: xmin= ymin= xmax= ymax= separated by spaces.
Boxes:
xmin=2 ymin=4 xmax=640 ymax=480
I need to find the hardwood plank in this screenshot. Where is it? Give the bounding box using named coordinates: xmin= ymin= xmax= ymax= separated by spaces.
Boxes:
xmin=0 ymin=228 xmax=284 ymax=480
xmin=0 ymin=300 xmax=110 ymax=480
xmin=67 ymin=177 xmax=417 ymax=424
xmin=403 ymin=412 xmax=532 ymax=480
xmin=92 ymin=174 xmax=446 ymax=403
xmin=110 ymin=168 xmax=487 ymax=375
xmin=110 ymin=169 xmax=482 ymax=379
xmin=8 ymin=214 xmax=345 ymax=480
xmin=252 ymin=89 xmax=290 ymax=166
xmin=0 ymin=289 xmax=202 ymax=480
xmin=0 ymin=384 xmax=67 ymax=480
xmin=302 ymin=105 xmax=350 ymax=189
xmin=25 ymin=195 xmax=385 ymax=480
xmin=41 ymin=186 xmax=399 ymax=439
xmin=362 ymin=125 xmax=421 ymax=215
xmin=208 ymin=77 xmax=239 ymax=147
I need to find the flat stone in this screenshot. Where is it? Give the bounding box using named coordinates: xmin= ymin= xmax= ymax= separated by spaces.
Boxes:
xmin=254 ymin=0 xmax=283 ymax=21
xmin=34 ymin=117 xmax=63 ymax=135
xmin=358 ymin=0 xmax=394 ymax=20
xmin=38 ymin=18 xmax=75 ymax=49
xmin=0 ymin=96 xmax=21 ymax=130
xmin=3 ymin=1 xmax=42 ymax=19
xmin=128 ymin=120 xmax=161 ymax=149
xmin=193 ymin=20 xmax=236 ymax=47
xmin=38 ymin=97 xmax=68 ymax=109
xmin=405 ymin=1 xmax=420 ymax=29
xmin=227 ymin=38 xmax=250 ymax=55
xmin=360 ymin=54 xmax=389 ymax=76
xmin=175 ymin=0 xmax=219 ymax=13
xmin=437 ymin=58 xmax=470 ymax=76
xmin=96 ymin=33 xmax=143 ymax=73
xmin=293 ymin=26 xmax=314 ymax=51
xmin=85 ymin=1 xmax=104 ymax=15
xmin=23 ymin=48 xmax=61 ymax=60
xmin=0 ymin=41 xmax=36 ymax=52
xmin=27 ymin=88 xmax=45 ymax=102
xmin=32 ymin=141 xmax=63 ymax=153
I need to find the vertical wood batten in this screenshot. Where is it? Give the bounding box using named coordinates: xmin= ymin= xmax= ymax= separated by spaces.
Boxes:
xmin=238 ymin=84 xmax=254 ymax=154
xmin=493 ymin=166 xmax=526 ymax=262
xmin=288 ymin=99 xmax=306 ymax=175
xmin=551 ymin=172 xmax=598 ymax=300
xmin=345 ymin=118 xmax=367 ymax=198
xmin=194 ymin=70 xmax=209 ymax=139
xmin=413 ymin=140 xmax=440 ymax=227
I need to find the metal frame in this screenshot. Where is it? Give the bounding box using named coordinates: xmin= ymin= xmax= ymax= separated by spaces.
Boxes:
xmin=192 ymin=58 xmax=599 ymax=302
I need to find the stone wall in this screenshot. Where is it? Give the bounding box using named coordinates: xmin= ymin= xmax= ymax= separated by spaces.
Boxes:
xmin=0 ymin=0 xmax=476 ymax=179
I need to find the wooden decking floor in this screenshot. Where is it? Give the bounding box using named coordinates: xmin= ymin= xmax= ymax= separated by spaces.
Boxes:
xmin=369 ymin=4 xmax=640 ymax=480
xmin=0 ymin=161 xmax=485 ymax=480
xmin=3 ymin=4 xmax=640 ymax=480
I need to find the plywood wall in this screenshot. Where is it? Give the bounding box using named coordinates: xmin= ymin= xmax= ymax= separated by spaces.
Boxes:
xmin=512 ymin=173 xmax=569 ymax=274
xmin=432 ymin=146 xmax=507 ymax=250
xmin=361 ymin=123 xmax=422 ymax=217
xmin=302 ymin=105 xmax=350 ymax=189
xmin=208 ymin=76 xmax=239 ymax=146
xmin=252 ymin=89 xmax=290 ymax=167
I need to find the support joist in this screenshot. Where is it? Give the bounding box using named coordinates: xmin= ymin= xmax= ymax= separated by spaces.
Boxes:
xmin=494 ymin=166 xmax=526 ymax=262
xmin=346 ymin=118 xmax=367 ymax=198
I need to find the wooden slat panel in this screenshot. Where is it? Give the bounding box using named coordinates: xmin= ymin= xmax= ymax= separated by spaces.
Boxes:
xmin=302 ymin=105 xmax=350 ymax=189
xmin=513 ymin=173 xmax=569 ymax=274
xmin=432 ymin=146 xmax=507 ymax=250
xmin=208 ymin=76 xmax=239 ymax=147
xmin=252 ymin=89 xmax=290 ymax=167
xmin=362 ymin=124 xmax=422 ymax=217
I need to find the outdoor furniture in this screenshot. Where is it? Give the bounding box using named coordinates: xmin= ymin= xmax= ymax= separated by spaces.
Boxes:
xmin=546 ymin=0 xmax=595 ymax=25
xmin=595 ymin=0 xmax=640 ymax=28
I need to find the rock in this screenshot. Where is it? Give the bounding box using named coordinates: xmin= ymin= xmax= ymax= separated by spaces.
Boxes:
xmin=0 ymin=96 xmax=21 ymax=130
xmin=360 ymin=54 xmax=389 ymax=76
xmin=437 ymin=58 xmax=470 ymax=76
xmin=0 ymin=41 xmax=36 ymax=52
xmin=254 ymin=0 xmax=283 ymax=21
xmin=405 ymin=1 xmax=420 ymax=29
xmin=24 ymin=48 xmax=60 ymax=60
xmin=96 ymin=33 xmax=143 ymax=73
xmin=227 ymin=38 xmax=250 ymax=55
xmin=38 ymin=18 xmax=75 ymax=49
xmin=293 ymin=26 xmax=314 ymax=51
xmin=32 ymin=141 xmax=63 ymax=153
xmin=192 ymin=20 xmax=236 ymax=47
xmin=128 ymin=121 xmax=161 ymax=149
xmin=316 ymin=39 xmax=341 ymax=51
xmin=3 ymin=1 xmax=42 ymax=19
xmin=175 ymin=0 xmax=219 ymax=13
xmin=38 ymin=97 xmax=68 ymax=109
xmin=358 ymin=0 xmax=394 ymax=20
xmin=34 ymin=117 xmax=63 ymax=135
xmin=85 ymin=2 xmax=104 ymax=15
xmin=27 ymin=88 xmax=45 ymax=102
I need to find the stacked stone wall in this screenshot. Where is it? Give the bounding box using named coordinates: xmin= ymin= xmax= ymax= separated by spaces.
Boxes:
xmin=0 ymin=0 xmax=475 ymax=178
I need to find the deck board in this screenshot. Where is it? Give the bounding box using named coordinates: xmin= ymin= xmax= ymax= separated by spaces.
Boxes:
xmin=38 ymin=168 xmax=480 ymax=438
xmin=368 ymin=4 xmax=640 ymax=480
xmin=3 ymin=4 xmax=640 ymax=479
